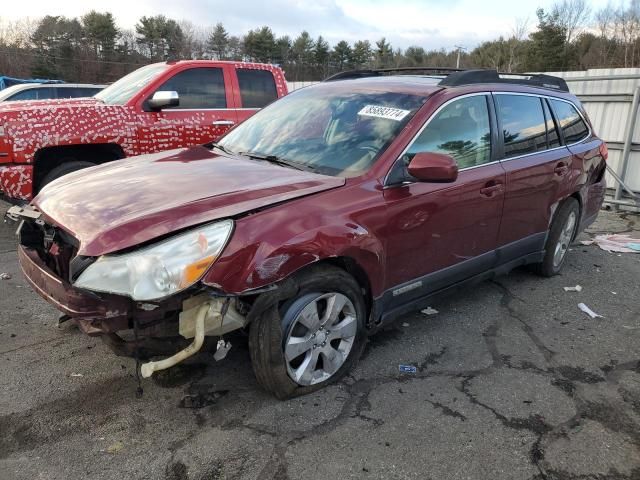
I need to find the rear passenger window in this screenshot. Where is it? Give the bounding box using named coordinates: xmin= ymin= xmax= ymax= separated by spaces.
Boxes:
xmin=155 ymin=68 xmax=226 ymax=109
xmin=550 ymin=99 xmax=589 ymax=144
xmin=496 ymin=95 xmax=546 ymax=158
xmin=542 ymin=100 xmax=561 ymax=148
xmin=407 ymin=95 xmax=491 ymax=169
xmin=237 ymin=69 xmax=277 ymax=108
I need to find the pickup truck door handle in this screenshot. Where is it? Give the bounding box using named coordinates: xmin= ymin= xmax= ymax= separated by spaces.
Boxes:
xmin=480 ymin=181 xmax=503 ymax=197
xmin=212 ymin=120 xmax=235 ymax=126
xmin=554 ymin=162 xmax=569 ymax=176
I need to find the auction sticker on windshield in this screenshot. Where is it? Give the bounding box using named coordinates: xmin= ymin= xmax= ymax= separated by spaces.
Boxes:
xmin=358 ymin=105 xmax=411 ymax=121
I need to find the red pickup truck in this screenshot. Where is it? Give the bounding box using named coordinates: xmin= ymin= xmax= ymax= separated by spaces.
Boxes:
xmin=0 ymin=60 xmax=288 ymax=201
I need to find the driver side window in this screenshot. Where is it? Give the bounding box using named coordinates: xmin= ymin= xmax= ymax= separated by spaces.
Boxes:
xmin=406 ymin=95 xmax=491 ymax=169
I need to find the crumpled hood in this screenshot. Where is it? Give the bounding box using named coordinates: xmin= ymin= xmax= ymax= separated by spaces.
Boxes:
xmin=34 ymin=146 xmax=345 ymax=256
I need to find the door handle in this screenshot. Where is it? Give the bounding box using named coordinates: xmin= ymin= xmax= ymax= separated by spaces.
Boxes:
xmin=554 ymin=162 xmax=569 ymax=176
xmin=212 ymin=120 xmax=235 ymax=126
xmin=480 ymin=182 xmax=503 ymax=197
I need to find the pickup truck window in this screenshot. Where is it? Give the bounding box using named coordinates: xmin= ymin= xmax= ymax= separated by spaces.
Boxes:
xmin=237 ymin=69 xmax=278 ymax=108
xmin=96 ymin=63 xmax=168 ymax=105
xmin=155 ymin=68 xmax=226 ymax=109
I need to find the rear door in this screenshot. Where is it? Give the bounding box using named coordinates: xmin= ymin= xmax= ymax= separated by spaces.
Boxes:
xmin=232 ymin=67 xmax=279 ymax=124
xmin=383 ymin=93 xmax=506 ymax=298
xmin=138 ymin=66 xmax=238 ymax=153
xmin=495 ymin=93 xmax=574 ymax=255
xmin=548 ymin=98 xmax=602 ymax=221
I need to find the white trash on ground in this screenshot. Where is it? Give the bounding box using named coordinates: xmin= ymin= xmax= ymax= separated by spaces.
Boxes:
xmin=564 ymin=285 xmax=583 ymax=292
xmin=578 ymin=302 xmax=604 ymax=319
xmin=421 ymin=307 xmax=438 ymax=315
xmin=584 ymin=234 xmax=640 ymax=253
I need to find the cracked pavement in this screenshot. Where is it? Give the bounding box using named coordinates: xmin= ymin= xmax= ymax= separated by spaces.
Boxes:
xmin=1 ymin=204 xmax=639 ymax=480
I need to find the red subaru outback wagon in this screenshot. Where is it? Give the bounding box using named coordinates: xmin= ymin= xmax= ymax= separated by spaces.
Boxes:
xmin=10 ymin=68 xmax=607 ymax=399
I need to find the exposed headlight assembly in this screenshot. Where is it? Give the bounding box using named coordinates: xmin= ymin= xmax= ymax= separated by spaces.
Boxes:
xmin=74 ymin=220 xmax=233 ymax=301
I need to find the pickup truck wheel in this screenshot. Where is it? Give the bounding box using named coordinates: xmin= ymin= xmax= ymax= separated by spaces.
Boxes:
xmin=40 ymin=160 xmax=96 ymax=190
xmin=249 ymin=266 xmax=367 ymax=399
xmin=532 ymin=198 xmax=579 ymax=277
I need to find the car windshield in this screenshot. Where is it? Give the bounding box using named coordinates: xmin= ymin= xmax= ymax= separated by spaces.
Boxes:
xmin=95 ymin=64 xmax=168 ymax=105
xmin=218 ymin=84 xmax=427 ymax=177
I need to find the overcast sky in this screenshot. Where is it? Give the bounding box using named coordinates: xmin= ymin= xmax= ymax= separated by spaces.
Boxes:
xmin=1 ymin=0 xmax=611 ymax=50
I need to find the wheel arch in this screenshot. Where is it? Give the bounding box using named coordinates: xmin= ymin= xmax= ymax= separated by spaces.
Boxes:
xmin=33 ymin=143 xmax=126 ymax=192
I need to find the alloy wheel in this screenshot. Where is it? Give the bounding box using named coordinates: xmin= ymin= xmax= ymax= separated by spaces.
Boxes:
xmin=553 ymin=210 xmax=577 ymax=268
xmin=283 ymin=292 xmax=357 ymax=386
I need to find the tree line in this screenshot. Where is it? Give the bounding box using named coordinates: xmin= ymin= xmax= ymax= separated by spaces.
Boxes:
xmin=0 ymin=0 xmax=639 ymax=84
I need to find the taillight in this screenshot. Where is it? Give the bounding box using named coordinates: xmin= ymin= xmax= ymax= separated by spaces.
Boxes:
xmin=599 ymin=142 xmax=609 ymax=161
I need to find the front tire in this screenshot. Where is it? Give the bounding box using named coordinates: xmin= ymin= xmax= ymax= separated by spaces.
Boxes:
xmin=532 ymin=198 xmax=579 ymax=277
xmin=249 ymin=265 xmax=367 ymax=399
xmin=40 ymin=160 xmax=95 ymax=190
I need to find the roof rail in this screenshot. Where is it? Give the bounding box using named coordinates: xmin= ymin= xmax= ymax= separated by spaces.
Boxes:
xmin=324 ymin=67 xmax=462 ymax=82
xmin=324 ymin=67 xmax=570 ymax=92
xmin=439 ymin=69 xmax=569 ymax=92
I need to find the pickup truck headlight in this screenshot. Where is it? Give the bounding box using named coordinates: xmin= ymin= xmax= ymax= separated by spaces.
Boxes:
xmin=74 ymin=220 xmax=233 ymax=301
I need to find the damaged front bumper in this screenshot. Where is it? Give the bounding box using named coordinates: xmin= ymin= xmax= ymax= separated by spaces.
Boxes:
xmin=18 ymin=244 xmax=249 ymax=373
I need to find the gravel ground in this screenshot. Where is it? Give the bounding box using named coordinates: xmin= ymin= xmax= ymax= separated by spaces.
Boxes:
xmin=0 ymin=203 xmax=639 ymax=480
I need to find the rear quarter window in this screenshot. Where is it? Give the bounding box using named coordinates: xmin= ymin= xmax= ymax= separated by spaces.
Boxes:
xmin=237 ymin=69 xmax=278 ymax=108
xmin=550 ymin=99 xmax=589 ymax=144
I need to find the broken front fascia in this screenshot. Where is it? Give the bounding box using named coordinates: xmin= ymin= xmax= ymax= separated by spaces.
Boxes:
xmin=140 ymin=295 xmax=247 ymax=377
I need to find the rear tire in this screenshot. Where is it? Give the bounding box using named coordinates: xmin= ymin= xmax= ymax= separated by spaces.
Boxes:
xmin=40 ymin=160 xmax=95 ymax=190
xmin=248 ymin=265 xmax=367 ymax=399
xmin=531 ymin=198 xmax=579 ymax=277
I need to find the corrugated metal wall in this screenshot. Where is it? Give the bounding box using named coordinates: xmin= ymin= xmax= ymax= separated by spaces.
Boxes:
xmin=548 ymin=68 xmax=640 ymax=193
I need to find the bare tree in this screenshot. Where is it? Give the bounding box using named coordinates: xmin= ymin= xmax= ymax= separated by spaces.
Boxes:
xmin=552 ymin=0 xmax=591 ymax=44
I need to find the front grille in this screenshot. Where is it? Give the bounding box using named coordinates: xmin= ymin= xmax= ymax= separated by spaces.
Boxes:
xmin=19 ymin=220 xmax=79 ymax=281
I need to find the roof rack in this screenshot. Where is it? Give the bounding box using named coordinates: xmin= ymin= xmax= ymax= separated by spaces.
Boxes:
xmin=439 ymin=69 xmax=569 ymax=92
xmin=324 ymin=67 xmax=462 ymax=82
xmin=323 ymin=68 xmax=569 ymax=92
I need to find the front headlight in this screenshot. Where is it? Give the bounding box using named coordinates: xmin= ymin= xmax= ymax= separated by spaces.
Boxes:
xmin=74 ymin=220 xmax=233 ymax=301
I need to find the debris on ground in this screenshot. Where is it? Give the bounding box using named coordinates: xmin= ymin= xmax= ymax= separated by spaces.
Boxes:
xmin=421 ymin=307 xmax=439 ymax=315
xmin=578 ymin=302 xmax=604 ymax=319
xmin=0 ymin=273 xmax=10 ymax=280
xmin=106 ymin=441 xmax=124 ymax=454
xmin=585 ymin=234 xmax=640 ymax=253
xmin=402 ymin=322 xmax=410 ymax=327
xmin=564 ymin=285 xmax=583 ymax=292
xmin=179 ymin=389 xmax=229 ymax=409
xmin=399 ymin=364 xmax=417 ymax=373
xmin=70 ymin=373 xmax=84 ymax=377
xmin=213 ymin=339 xmax=231 ymax=361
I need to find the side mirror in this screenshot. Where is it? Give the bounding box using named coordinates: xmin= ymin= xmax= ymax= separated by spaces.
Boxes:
xmin=407 ymin=152 xmax=458 ymax=183
xmin=147 ymin=90 xmax=179 ymax=110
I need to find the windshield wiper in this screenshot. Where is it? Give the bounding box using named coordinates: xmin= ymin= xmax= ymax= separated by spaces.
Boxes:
xmin=206 ymin=142 xmax=235 ymax=156
xmin=240 ymin=151 xmax=309 ymax=172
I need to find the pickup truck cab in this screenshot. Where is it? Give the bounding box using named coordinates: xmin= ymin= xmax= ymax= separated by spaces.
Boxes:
xmin=0 ymin=60 xmax=287 ymax=201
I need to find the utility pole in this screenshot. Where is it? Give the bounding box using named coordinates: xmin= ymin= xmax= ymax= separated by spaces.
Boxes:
xmin=455 ymin=45 xmax=467 ymax=69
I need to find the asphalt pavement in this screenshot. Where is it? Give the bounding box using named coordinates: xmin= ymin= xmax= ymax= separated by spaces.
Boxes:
xmin=1 ymin=202 xmax=639 ymax=480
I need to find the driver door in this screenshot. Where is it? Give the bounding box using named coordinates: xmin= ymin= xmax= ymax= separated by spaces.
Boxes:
xmin=383 ymin=94 xmax=505 ymax=301
xmin=138 ymin=66 xmax=238 ymax=154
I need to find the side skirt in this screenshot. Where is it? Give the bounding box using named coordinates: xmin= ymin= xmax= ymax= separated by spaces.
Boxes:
xmin=371 ymin=233 xmax=547 ymax=329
